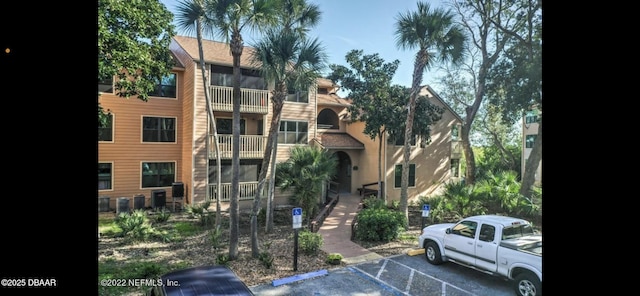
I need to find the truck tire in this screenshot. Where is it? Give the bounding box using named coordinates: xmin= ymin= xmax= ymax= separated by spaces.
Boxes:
xmin=425 ymin=241 xmax=443 ymax=265
xmin=514 ymin=272 xmax=541 ymax=296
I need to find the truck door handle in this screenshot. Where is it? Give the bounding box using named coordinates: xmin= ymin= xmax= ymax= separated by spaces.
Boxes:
xmin=477 ymin=244 xmax=482 ymax=248
xmin=467 ymin=242 xmax=473 ymax=245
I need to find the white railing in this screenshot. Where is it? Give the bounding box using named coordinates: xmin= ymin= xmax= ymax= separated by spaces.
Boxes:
xmin=208 ymin=182 xmax=266 ymax=202
xmin=209 ymin=135 xmax=267 ymax=159
xmin=209 ymin=86 xmax=269 ymax=114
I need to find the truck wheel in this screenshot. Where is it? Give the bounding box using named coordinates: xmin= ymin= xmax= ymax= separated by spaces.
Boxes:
xmin=424 ymin=241 xmax=443 ymax=265
xmin=514 ymin=272 xmax=541 ymax=296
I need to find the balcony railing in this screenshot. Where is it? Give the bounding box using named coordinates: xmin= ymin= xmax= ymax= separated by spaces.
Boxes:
xmin=209 ymin=85 xmax=269 ymax=114
xmin=209 ymin=135 xmax=267 ymax=159
xmin=208 ymin=182 xmax=267 ymax=202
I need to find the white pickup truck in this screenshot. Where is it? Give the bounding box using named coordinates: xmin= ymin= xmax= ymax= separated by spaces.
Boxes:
xmin=418 ymin=215 xmax=542 ymax=296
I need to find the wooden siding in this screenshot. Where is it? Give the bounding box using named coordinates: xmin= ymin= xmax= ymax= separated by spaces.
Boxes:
xmin=171 ymin=42 xmax=196 ymax=206
xmin=98 ymin=70 xmax=183 ymax=210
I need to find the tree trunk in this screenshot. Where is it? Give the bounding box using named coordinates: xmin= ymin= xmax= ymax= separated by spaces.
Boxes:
xmin=251 ymin=89 xmax=285 ymax=257
xmin=401 ymin=51 xmax=428 ymax=224
xmin=196 ymin=21 xmax=222 ymax=227
xmin=228 ymin=31 xmax=243 ymax=260
xmin=519 ymin=119 xmax=542 ymax=197
xmin=266 ymin=133 xmax=279 ymax=233
xmin=377 ymin=131 xmax=383 ymax=202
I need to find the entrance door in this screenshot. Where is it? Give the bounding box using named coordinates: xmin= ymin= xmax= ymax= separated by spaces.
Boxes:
xmin=332 ymin=151 xmax=352 ymax=193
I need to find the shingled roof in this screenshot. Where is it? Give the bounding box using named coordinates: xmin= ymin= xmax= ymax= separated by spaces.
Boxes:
xmin=172 ymin=35 xmax=258 ymax=68
xmin=314 ymin=133 xmax=364 ymax=150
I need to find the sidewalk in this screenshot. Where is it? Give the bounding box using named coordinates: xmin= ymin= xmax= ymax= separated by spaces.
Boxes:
xmin=317 ymin=193 xmax=383 ymax=264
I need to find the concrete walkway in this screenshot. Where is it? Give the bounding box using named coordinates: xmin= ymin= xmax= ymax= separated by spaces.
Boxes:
xmin=318 ymin=193 xmax=383 ymax=264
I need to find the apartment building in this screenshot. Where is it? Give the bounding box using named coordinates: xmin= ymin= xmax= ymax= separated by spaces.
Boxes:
xmin=522 ymin=107 xmax=542 ymax=186
xmin=98 ymin=35 xmax=463 ymax=211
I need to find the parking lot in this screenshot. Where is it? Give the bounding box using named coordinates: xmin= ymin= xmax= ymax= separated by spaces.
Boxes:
xmin=250 ymin=254 xmax=514 ymax=296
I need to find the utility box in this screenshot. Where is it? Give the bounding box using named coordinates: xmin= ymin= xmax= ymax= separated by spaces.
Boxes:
xmin=98 ymin=196 xmax=110 ymax=212
xmin=151 ymin=190 xmax=166 ymax=210
xmin=133 ymin=194 xmax=145 ymax=210
xmin=116 ymin=197 xmax=130 ymax=214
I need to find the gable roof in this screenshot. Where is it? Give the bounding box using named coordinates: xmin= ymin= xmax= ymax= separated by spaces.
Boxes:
xmin=422 ymin=85 xmax=464 ymax=123
xmin=172 ymin=35 xmax=258 ymax=68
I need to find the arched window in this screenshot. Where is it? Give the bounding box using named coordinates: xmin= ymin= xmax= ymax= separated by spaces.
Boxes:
xmin=317 ymin=109 xmax=339 ymax=129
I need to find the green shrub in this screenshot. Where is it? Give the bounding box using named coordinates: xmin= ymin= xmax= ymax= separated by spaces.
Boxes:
xmin=362 ymin=196 xmax=386 ymax=209
xmin=209 ymin=225 xmax=224 ymax=251
xmin=115 ymin=210 xmax=155 ymax=241
xmin=155 ymin=209 xmax=171 ymax=223
xmin=215 ymin=253 xmax=230 ymax=266
xmin=298 ymin=230 xmax=323 ymax=255
xmin=325 ymin=253 xmax=343 ymax=265
xmin=354 ymin=207 xmax=406 ymax=242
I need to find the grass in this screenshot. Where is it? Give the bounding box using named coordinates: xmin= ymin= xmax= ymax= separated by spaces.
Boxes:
xmin=98 ymin=214 xmax=121 ymax=236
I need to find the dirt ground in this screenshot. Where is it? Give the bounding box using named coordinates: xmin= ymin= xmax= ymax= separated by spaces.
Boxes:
xmin=98 ymin=207 xmax=424 ymax=292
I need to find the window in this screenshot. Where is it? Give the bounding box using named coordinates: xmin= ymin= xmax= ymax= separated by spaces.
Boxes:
xmin=286 ymin=88 xmax=309 ymax=103
xmin=394 ymin=164 xmax=416 ymax=188
xmin=525 ymin=110 xmax=539 ymax=124
xmin=479 ymin=224 xmax=495 ymax=242
xmin=142 ymin=162 xmax=175 ymax=188
xmin=143 ymin=116 xmax=176 ymax=142
xmin=317 ymin=88 xmax=328 ymax=94
xmin=278 ymin=121 xmax=308 ymax=144
xmin=216 ymin=118 xmax=246 ymax=135
xmin=451 ymin=220 xmax=477 ymax=239
xmin=98 ymin=163 xmax=113 ymax=190
xmin=451 ymin=125 xmax=459 ymax=141
xmin=393 ymin=134 xmax=417 ymax=146
xmin=98 ymin=113 xmax=113 ymax=142
xmin=210 ymin=65 xmax=266 ymax=89
xmin=149 ymin=73 xmax=177 ymax=98
xmin=451 ymin=159 xmax=460 ymax=177
xmin=98 ymin=77 xmax=113 ymax=93
xmin=525 ymin=135 xmax=536 ymax=148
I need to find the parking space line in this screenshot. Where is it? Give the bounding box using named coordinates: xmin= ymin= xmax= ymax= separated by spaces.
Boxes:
xmin=405 ymin=269 xmax=415 ymax=294
xmin=347 ymin=266 xmax=407 ymax=296
xmin=386 ymin=258 xmax=479 ymax=296
xmin=376 ymin=258 xmax=390 ymax=279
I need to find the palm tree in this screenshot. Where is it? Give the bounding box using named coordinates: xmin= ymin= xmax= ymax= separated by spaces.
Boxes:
xmin=276 ymin=145 xmax=338 ymax=227
xmin=248 ymin=27 xmax=326 ymax=257
xmin=174 ymin=0 xmax=225 ymax=229
xmin=203 ymin=0 xmax=277 ymax=260
xmin=261 ymin=0 xmax=321 ymax=234
xmin=394 ymin=1 xmax=467 ymax=223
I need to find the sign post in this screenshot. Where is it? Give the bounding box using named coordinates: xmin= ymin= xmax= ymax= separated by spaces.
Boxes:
xmin=421 ymin=204 xmax=430 ymax=229
xmin=292 ymin=207 xmax=302 ymax=271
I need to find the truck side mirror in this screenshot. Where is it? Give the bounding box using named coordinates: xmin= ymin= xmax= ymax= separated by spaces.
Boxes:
xmin=445 ymin=228 xmax=451 ymax=234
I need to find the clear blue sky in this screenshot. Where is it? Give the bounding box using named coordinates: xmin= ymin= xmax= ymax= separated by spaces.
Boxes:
xmin=160 ymin=0 xmax=447 ymax=91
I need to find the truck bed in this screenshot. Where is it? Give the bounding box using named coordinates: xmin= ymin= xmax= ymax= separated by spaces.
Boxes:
xmin=499 ymin=234 xmax=542 ymax=256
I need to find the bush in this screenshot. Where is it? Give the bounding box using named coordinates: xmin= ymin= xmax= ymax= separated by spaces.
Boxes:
xmin=362 ymin=196 xmax=386 ymax=209
xmin=354 ymin=208 xmax=406 ymax=242
xmin=325 ymin=253 xmax=343 ymax=265
xmin=115 ymin=210 xmax=155 ymax=241
xmin=155 ymin=209 xmax=171 ymax=223
xmin=298 ymin=230 xmax=323 ymax=255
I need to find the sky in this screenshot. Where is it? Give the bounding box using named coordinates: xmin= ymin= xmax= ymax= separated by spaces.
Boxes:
xmin=159 ymin=0 xmax=448 ymax=91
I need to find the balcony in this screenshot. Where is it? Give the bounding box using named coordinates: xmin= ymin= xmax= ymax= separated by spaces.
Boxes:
xmin=209 ymin=86 xmax=269 ymax=114
xmin=208 ymin=182 xmax=267 ymax=202
xmin=209 ymin=134 xmax=267 ymax=159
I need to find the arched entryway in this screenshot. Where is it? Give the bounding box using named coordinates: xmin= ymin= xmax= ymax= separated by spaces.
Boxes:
xmin=332 ymin=151 xmax=352 ymax=194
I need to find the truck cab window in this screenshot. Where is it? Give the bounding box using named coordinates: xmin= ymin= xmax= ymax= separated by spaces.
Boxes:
xmin=479 ymin=225 xmax=495 ymax=242
xmin=451 ymin=221 xmax=477 ymax=239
